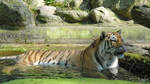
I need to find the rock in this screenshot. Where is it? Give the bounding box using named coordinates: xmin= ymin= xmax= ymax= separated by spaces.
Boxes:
xmin=90 ymin=0 xmax=150 ymax=19
xmin=90 ymin=0 xmax=103 ymax=8
xmin=23 ymin=0 xmax=45 ymax=10
xmin=51 ymin=0 xmax=83 ymax=9
xmin=131 ymin=5 xmax=150 ymax=28
xmin=70 ymin=0 xmax=83 ymax=8
xmin=55 ymin=0 xmax=65 ymax=3
xmin=36 ymin=6 xmax=62 ymax=25
xmin=103 ymin=0 xmax=135 ymax=19
xmin=0 ymin=0 xmax=35 ymax=29
xmin=36 ymin=14 xmax=63 ymax=24
xmin=125 ymin=44 xmax=149 ymax=56
xmin=135 ymin=0 xmax=150 ymax=7
xmin=89 ymin=7 xmax=120 ymax=23
xmin=54 ymin=0 xmax=70 ymax=8
xmin=56 ymin=10 xmax=88 ymax=23
xmin=80 ymin=0 xmax=90 ymax=10
xmin=37 ymin=6 xmax=56 ymax=16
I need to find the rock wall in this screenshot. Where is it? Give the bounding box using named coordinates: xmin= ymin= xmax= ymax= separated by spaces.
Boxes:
xmin=0 ymin=0 xmax=150 ymax=29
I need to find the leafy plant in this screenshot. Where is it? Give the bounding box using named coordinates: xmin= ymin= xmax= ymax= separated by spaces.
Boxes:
xmin=44 ymin=0 xmax=72 ymax=8
xmin=44 ymin=0 xmax=56 ymax=5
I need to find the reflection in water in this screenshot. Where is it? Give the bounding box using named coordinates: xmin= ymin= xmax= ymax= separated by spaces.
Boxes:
xmin=0 ymin=51 xmax=23 ymax=57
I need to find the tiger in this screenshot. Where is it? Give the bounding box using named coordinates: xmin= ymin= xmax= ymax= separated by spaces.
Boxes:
xmin=0 ymin=30 xmax=126 ymax=78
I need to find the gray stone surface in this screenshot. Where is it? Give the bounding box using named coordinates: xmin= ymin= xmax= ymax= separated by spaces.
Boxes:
xmin=103 ymin=0 xmax=135 ymax=19
xmin=36 ymin=15 xmax=63 ymax=24
xmin=56 ymin=10 xmax=88 ymax=23
xmin=90 ymin=0 xmax=103 ymax=8
xmin=37 ymin=6 xmax=57 ymax=16
xmin=70 ymin=0 xmax=83 ymax=8
xmin=0 ymin=24 xmax=149 ymax=44
xmin=36 ymin=6 xmax=63 ymax=25
xmin=0 ymin=0 xmax=35 ymax=29
xmin=23 ymin=0 xmax=45 ymax=9
xmin=89 ymin=7 xmax=120 ymax=23
xmin=90 ymin=0 xmax=150 ymax=19
xmin=131 ymin=5 xmax=150 ymax=28
xmin=126 ymin=43 xmax=149 ymax=56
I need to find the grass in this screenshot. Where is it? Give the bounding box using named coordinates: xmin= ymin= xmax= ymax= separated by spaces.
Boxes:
xmin=44 ymin=0 xmax=71 ymax=8
xmin=2 ymin=78 xmax=140 ymax=84
xmin=124 ymin=52 xmax=150 ymax=63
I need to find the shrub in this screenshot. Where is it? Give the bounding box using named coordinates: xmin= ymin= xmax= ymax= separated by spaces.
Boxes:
xmin=44 ymin=0 xmax=72 ymax=8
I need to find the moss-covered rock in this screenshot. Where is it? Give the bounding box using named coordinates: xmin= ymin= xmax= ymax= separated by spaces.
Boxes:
xmin=89 ymin=7 xmax=121 ymax=23
xmin=103 ymin=0 xmax=135 ymax=19
xmin=126 ymin=44 xmax=149 ymax=56
xmin=131 ymin=5 xmax=150 ymax=28
xmin=0 ymin=0 xmax=35 ymax=30
xmin=90 ymin=0 xmax=150 ymax=19
xmin=90 ymin=0 xmax=103 ymax=8
xmin=36 ymin=15 xmax=63 ymax=25
xmin=120 ymin=52 xmax=150 ymax=79
xmin=56 ymin=10 xmax=88 ymax=23
xmin=36 ymin=6 xmax=63 ymax=25
xmin=23 ymin=0 xmax=45 ymax=10
xmin=135 ymin=0 xmax=150 ymax=7
xmin=37 ymin=6 xmax=57 ymax=15
xmin=70 ymin=0 xmax=83 ymax=8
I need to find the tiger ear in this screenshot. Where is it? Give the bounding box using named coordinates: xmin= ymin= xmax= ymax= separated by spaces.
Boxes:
xmin=100 ymin=31 xmax=106 ymax=40
xmin=117 ymin=29 xmax=122 ymax=34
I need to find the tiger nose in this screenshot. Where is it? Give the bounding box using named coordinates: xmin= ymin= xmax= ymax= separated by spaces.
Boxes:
xmin=115 ymin=45 xmax=126 ymax=55
xmin=119 ymin=45 xmax=126 ymax=54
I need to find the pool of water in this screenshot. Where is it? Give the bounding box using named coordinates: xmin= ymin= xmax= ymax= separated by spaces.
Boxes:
xmin=0 ymin=44 xmax=149 ymax=83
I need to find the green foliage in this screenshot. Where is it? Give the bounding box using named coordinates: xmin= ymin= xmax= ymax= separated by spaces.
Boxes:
xmin=44 ymin=0 xmax=71 ymax=8
xmin=0 ymin=47 xmax=26 ymax=52
xmin=44 ymin=0 xmax=55 ymax=5
xmin=0 ymin=46 xmax=26 ymax=57
xmin=23 ymin=0 xmax=33 ymax=5
xmin=2 ymin=78 xmax=139 ymax=84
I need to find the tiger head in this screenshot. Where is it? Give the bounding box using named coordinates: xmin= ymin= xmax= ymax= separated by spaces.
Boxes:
xmin=99 ymin=29 xmax=126 ymax=58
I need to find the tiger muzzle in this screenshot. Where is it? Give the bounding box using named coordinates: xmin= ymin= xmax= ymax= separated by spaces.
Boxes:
xmin=114 ymin=45 xmax=126 ymax=58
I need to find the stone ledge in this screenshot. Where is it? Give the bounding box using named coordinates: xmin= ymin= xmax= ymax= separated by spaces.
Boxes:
xmin=0 ymin=24 xmax=149 ymax=44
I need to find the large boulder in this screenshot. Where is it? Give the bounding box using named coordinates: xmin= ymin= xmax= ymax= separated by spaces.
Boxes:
xmin=36 ymin=6 xmax=63 ymax=25
xmin=90 ymin=0 xmax=103 ymax=8
xmin=90 ymin=0 xmax=150 ymax=19
xmin=103 ymin=0 xmax=135 ymax=19
xmin=70 ymin=0 xmax=83 ymax=8
xmin=36 ymin=15 xmax=63 ymax=25
xmin=131 ymin=5 xmax=150 ymax=28
xmin=135 ymin=0 xmax=150 ymax=7
xmin=37 ymin=6 xmax=56 ymax=15
xmin=89 ymin=7 xmax=120 ymax=23
xmin=56 ymin=10 xmax=88 ymax=23
xmin=0 ymin=0 xmax=35 ymax=29
xmin=49 ymin=0 xmax=83 ymax=9
xmin=125 ymin=43 xmax=149 ymax=56
xmin=23 ymin=0 xmax=45 ymax=10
